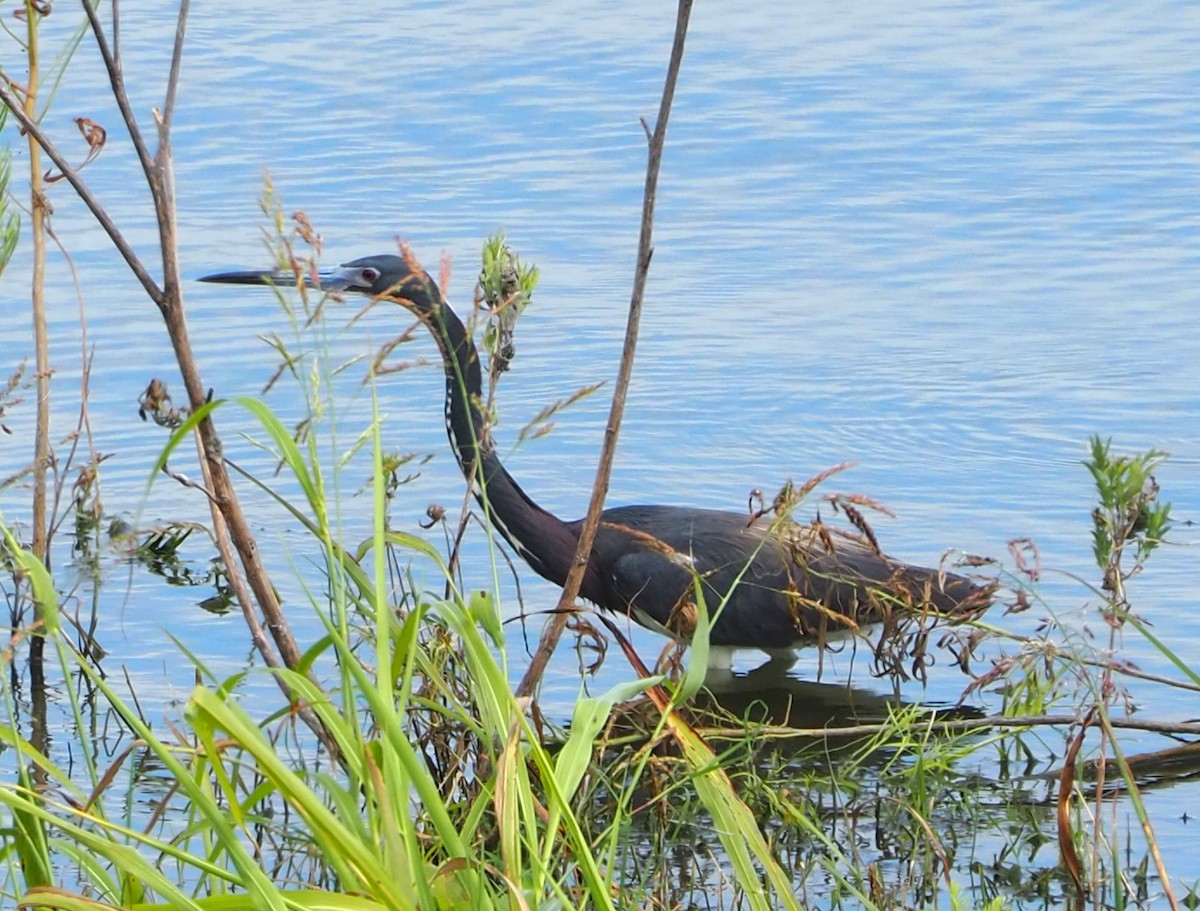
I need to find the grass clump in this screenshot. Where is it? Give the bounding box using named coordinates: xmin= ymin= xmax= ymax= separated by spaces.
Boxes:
xmin=0 ymin=214 xmax=809 ymax=909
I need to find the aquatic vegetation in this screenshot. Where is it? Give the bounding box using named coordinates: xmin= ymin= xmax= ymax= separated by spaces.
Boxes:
xmin=1 ymin=2 xmax=1197 ymax=909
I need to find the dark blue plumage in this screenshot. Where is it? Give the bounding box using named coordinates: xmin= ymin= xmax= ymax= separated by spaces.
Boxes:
xmin=203 ymin=252 xmax=990 ymax=669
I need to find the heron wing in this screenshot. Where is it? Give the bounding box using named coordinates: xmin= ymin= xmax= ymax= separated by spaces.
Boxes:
xmin=591 ymin=505 xmax=986 ymax=649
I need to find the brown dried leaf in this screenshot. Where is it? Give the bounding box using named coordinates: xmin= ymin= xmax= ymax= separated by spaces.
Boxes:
xmin=1009 ymin=536 xmax=1042 ymax=581
xmin=75 ymin=117 xmax=106 ymax=154
xmin=840 ymin=502 xmax=882 ymax=556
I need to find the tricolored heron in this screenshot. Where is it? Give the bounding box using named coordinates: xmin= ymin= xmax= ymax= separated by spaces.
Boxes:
xmin=202 ymin=251 xmax=991 ymax=670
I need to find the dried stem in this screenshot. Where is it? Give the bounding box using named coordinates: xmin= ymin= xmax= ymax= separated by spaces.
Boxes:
xmin=515 ymin=0 xmax=694 ymax=699
xmin=0 ymin=78 xmax=162 ymax=303
xmin=21 ymin=0 xmax=50 ymax=707
xmin=1 ymin=0 xmax=331 ymax=751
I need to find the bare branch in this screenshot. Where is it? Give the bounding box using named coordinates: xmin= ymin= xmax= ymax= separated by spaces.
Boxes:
xmin=5 ymin=0 xmax=329 ymax=751
xmin=0 ymin=78 xmax=162 ymax=303
xmin=80 ymin=0 xmax=156 ymax=180
xmin=161 ymin=0 xmax=189 ymax=134
xmin=515 ymin=0 xmax=694 ymax=698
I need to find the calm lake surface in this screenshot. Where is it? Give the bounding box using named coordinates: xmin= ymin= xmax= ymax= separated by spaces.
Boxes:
xmin=3 ymin=0 xmax=1199 ymax=893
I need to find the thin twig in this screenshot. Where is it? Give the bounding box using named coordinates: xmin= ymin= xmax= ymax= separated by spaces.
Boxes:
xmin=0 ymin=78 xmax=162 ymax=303
xmin=6 ymin=1 xmax=331 ymax=754
xmin=160 ymin=0 xmax=188 ymax=134
xmin=22 ymin=0 xmax=50 ymax=683
xmin=192 ymin=433 xmax=284 ymax=671
xmin=79 ymin=0 xmax=155 ymax=182
xmin=515 ymin=0 xmax=694 ymax=699
xmin=965 ymin=622 xmax=1200 ymax=693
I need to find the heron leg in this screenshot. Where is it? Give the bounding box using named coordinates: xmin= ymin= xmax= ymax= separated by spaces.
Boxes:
xmin=761 ymin=648 xmax=798 ymax=669
xmin=704 ymin=645 xmax=736 ymax=671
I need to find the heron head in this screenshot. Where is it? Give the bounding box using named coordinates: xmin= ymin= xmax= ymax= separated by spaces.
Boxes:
xmin=317 ymin=255 xmax=433 ymax=302
xmin=201 ymin=252 xmax=441 ymax=313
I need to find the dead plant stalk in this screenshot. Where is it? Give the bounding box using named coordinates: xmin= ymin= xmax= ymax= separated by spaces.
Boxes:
xmin=515 ymin=0 xmax=694 ymax=699
xmin=0 ymin=0 xmax=334 ymax=752
xmin=20 ymin=0 xmax=50 ymax=675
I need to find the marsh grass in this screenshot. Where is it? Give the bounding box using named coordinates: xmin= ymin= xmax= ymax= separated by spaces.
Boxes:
xmin=1 ymin=209 xmax=1196 ymax=908
xmin=0 ymin=189 xmax=805 ymax=906
xmin=3 ymin=2 xmax=1198 ymax=908
xmin=0 ymin=387 xmax=798 ymax=909
xmin=2 ymin=185 xmax=1197 ymax=910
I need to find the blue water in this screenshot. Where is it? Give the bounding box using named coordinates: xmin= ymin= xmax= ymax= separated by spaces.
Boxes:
xmin=3 ymin=0 xmax=1199 ymax=896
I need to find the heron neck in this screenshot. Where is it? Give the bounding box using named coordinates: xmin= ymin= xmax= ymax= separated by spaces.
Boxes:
xmin=425 ymin=301 xmax=580 ymax=585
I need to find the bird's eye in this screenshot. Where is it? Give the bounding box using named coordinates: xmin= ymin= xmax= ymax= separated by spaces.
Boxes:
xmin=360 ymin=267 xmax=381 ymax=284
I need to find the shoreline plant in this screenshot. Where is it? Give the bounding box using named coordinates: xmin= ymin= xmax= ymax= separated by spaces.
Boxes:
xmin=0 ymin=2 xmax=1196 ymax=909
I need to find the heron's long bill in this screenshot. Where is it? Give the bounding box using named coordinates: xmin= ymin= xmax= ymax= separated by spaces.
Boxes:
xmin=199 ymin=265 xmax=359 ymax=290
